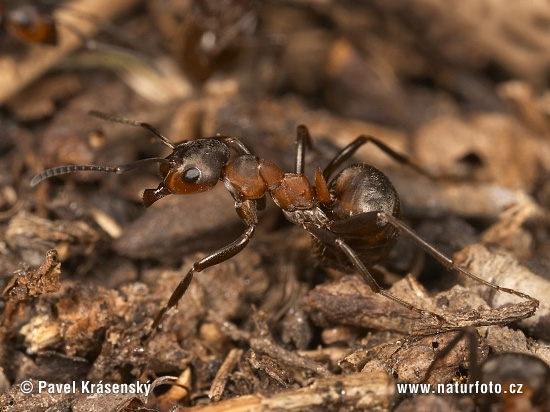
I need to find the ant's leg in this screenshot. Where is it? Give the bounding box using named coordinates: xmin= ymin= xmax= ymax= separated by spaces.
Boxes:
xmin=330 ymin=211 xmax=539 ymax=305
xmin=377 ymin=211 xmax=539 ymax=306
xmin=328 ymin=211 xmax=380 ymax=233
xmin=89 ymin=110 xmax=176 ymax=149
xmin=323 ymin=135 xmax=431 ymax=180
xmin=292 ymin=125 xmax=332 ymax=203
xmin=150 ymin=199 xmax=259 ymax=333
xmin=295 ymin=125 xmax=313 ymax=174
xmin=216 ymin=136 xmax=252 ymax=155
xmin=150 ymin=224 xmax=256 ymax=331
xmin=304 ymin=223 xmax=446 ymax=323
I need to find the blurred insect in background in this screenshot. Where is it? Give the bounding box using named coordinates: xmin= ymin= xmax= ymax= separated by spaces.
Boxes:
xmin=424 ymin=327 xmax=550 ymax=412
xmin=0 ymin=0 xmax=140 ymax=50
xmin=0 ymin=0 xmax=59 ymax=45
xmin=147 ymin=0 xmax=260 ymax=82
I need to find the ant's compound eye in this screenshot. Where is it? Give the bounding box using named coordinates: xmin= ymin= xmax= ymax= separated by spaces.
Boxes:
xmin=182 ymin=167 xmax=201 ymax=183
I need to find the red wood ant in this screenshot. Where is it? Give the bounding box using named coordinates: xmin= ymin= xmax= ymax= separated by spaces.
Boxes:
xmin=30 ymin=111 xmax=538 ymax=333
xmin=0 ymin=1 xmax=132 ymax=50
xmin=0 ymin=1 xmax=58 ymax=45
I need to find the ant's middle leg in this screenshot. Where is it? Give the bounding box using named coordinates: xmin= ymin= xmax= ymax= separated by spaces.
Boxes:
xmin=304 ymin=223 xmax=447 ymax=324
xmin=323 ymin=134 xmax=432 ymax=180
xmin=294 ymin=125 xmax=313 ymax=174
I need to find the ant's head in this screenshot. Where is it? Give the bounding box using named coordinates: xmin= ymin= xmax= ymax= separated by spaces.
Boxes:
xmin=143 ymin=139 xmax=230 ymax=207
xmin=30 ymin=111 xmax=232 ymax=208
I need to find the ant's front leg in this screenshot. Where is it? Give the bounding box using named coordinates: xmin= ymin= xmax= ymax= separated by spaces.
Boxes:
xmin=149 ymin=200 xmax=258 ymax=333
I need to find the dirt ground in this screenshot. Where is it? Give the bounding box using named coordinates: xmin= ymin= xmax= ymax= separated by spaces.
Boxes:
xmin=1 ymin=1 xmax=550 ymax=411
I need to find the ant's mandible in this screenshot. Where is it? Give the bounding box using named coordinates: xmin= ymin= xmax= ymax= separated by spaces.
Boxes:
xmin=31 ymin=111 xmax=538 ymax=333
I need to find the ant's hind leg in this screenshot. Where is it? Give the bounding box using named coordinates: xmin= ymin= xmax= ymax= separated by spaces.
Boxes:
xmin=323 ymin=135 xmax=432 ymax=180
xmin=304 ymin=223 xmax=447 ymax=324
xmin=377 ymin=212 xmax=539 ymax=307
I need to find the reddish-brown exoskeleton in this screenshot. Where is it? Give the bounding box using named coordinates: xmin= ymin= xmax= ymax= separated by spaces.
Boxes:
xmin=31 ymin=111 xmax=538 ymax=333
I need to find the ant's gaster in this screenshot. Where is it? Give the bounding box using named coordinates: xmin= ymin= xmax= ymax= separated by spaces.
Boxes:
xmin=31 ymin=111 xmax=539 ymax=334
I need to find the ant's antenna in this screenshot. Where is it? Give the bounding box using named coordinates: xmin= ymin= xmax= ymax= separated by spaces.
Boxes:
xmin=89 ymin=110 xmax=176 ymax=149
xmin=30 ymin=157 xmax=170 ymax=187
xmin=30 ymin=111 xmax=175 ymax=187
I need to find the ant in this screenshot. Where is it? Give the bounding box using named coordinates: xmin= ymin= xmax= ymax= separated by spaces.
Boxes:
xmin=31 ymin=111 xmax=538 ymax=333
xmin=0 ymin=0 xmax=59 ymax=45
xmin=423 ymin=327 xmax=550 ymax=411
xmin=0 ymin=1 xmax=139 ymax=51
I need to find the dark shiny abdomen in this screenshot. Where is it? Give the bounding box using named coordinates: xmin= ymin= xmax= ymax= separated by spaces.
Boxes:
xmin=315 ymin=163 xmax=401 ymax=269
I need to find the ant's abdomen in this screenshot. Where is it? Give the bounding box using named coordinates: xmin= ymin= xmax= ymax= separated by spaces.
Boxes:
xmin=328 ymin=164 xmax=400 ymax=220
xmin=319 ymin=164 xmax=401 ymax=266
